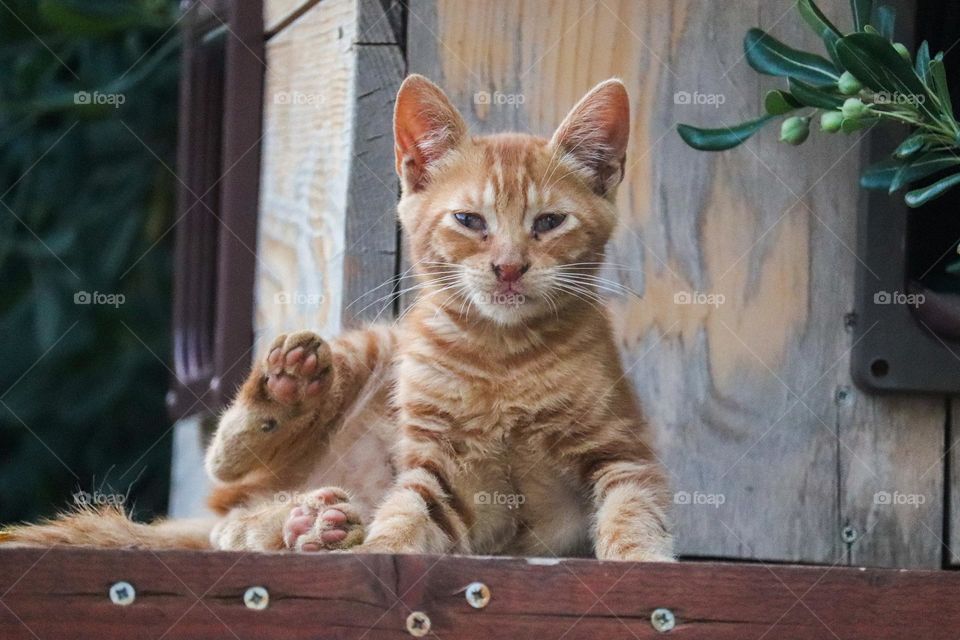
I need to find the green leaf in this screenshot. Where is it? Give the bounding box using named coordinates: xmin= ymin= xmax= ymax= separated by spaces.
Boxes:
xmin=861 ymin=158 xmax=903 ymax=190
xmin=798 ymin=0 xmax=843 ymax=38
xmin=764 ymin=90 xmax=802 ymax=115
xmin=789 ymin=78 xmax=845 ymax=109
xmin=905 ymin=170 xmax=960 ymax=207
xmin=876 ymin=5 xmax=895 ymax=39
xmin=947 ymin=256 xmax=960 ymax=275
xmin=836 ymin=33 xmax=938 ymax=123
xmin=850 ymin=0 xmax=873 ymax=31
xmin=929 ymin=54 xmax=955 ymax=124
xmin=797 ymin=0 xmax=844 ymax=65
xmin=893 ymin=134 xmax=926 ymax=159
xmin=744 ymin=28 xmax=841 ymax=87
xmin=890 ymin=150 xmax=960 ymax=193
xmin=677 ymin=116 xmax=775 ymax=151
xmin=915 ymin=41 xmax=931 ymax=84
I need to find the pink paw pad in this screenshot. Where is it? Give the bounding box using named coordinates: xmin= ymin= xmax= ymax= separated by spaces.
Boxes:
xmin=282 ymin=488 xmax=363 ymax=552
xmin=263 ymin=332 xmax=333 ymax=406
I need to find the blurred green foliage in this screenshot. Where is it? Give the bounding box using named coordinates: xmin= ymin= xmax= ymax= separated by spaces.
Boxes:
xmin=0 ymin=0 xmax=181 ymax=524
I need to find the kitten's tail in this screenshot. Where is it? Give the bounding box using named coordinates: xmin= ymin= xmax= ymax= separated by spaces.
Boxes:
xmin=0 ymin=505 xmax=214 ymax=550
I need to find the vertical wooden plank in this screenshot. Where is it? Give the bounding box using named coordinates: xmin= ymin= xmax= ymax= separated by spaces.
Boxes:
xmin=812 ymin=0 xmax=944 ymax=569
xmin=341 ymin=0 xmax=405 ymax=328
xmin=264 ymin=0 xmax=315 ymax=34
xmin=256 ymin=0 xmax=358 ymax=351
xmin=406 ymin=0 xmax=945 ymax=566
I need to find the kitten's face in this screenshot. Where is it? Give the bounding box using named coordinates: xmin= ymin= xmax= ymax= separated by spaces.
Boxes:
xmin=394 ymin=77 xmax=630 ymax=325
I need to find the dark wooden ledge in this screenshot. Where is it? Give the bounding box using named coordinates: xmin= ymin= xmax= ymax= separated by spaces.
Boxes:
xmin=0 ymin=548 xmax=957 ymax=639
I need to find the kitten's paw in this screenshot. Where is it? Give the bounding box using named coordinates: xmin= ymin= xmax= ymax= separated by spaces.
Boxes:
xmin=265 ymin=331 xmax=333 ymax=406
xmin=283 ymin=487 xmax=364 ymax=552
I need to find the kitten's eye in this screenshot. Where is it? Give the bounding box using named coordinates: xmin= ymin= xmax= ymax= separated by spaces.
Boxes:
xmin=260 ymin=419 xmax=278 ymax=433
xmin=532 ymin=213 xmax=567 ymax=235
xmin=453 ymin=211 xmax=487 ymax=232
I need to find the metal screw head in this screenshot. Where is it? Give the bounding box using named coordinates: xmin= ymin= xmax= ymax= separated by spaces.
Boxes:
xmin=243 ymin=586 xmax=270 ymax=610
xmin=464 ymin=582 xmax=490 ymax=609
xmin=841 ymin=526 xmax=858 ymax=544
xmin=650 ymin=608 xmax=675 ymax=633
xmin=406 ymin=611 xmax=431 ymax=637
xmin=109 ymin=581 xmax=136 ymax=606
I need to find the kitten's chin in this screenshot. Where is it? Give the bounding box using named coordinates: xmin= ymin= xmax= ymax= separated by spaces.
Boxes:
xmin=468 ymin=292 xmax=551 ymax=326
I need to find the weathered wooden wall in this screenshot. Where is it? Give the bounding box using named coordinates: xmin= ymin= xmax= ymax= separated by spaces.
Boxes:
xmin=403 ymin=0 xmax=945 ymax=568
xmin=251 ymin=0 xmax=950 ymax=569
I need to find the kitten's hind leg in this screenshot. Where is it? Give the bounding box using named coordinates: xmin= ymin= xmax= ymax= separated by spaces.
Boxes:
xmin=212 ymin=487 xmax=365 ymax=552
xmin=283 ymin=487 xmax=365 ymax=551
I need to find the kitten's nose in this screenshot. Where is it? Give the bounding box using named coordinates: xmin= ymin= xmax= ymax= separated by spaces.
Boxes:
xmin=492 ymin=263 xmax=529 ymax=283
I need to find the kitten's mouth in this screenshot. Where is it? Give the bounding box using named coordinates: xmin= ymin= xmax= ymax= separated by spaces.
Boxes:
xmin=481 ymin=284 xmax=529 ymax=308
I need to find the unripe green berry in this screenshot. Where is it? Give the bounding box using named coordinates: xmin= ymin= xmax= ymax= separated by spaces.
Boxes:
xmin=838 ymin=71 xmax=863 ymax=95
xmin=780 ymin=116 xmax=810 ymax=145
xmin=820 ymin=111 xmax=844 ymax=133
xmin=842 ymin=97 xmax=867 ymax=120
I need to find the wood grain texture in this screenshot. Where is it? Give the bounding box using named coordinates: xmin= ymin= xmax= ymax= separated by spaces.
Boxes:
xmin=405 ymin=0 xmax=944 ymax=567
xmin=258 ymin=0 xmax=403 ymax=344
xmin=256 ymin=0 xmax=358 ymax=354
xmin=810 ymin=0 xmax=945 ymax=569
xmin=264 ymin=0 xmax=313 ymax=34
xmin=341 ymin=0 xmax=404 ymax=328
xmin=1 ymin=548 xmax=959 ymax=639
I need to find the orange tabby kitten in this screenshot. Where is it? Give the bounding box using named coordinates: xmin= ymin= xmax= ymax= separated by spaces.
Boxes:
xmin=2 ymin=76 xmax=673 ymax=562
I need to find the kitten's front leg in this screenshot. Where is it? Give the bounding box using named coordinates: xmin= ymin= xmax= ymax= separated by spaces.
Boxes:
xmin=356 ymin=430 xmax=473 ymax=554
xmin=582 ymin=449 xmax=675 ymax=562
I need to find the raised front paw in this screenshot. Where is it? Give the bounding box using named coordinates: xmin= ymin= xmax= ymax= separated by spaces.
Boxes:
xmin=265 ymin=331 xmax=334 ymax=407
xmin=283 ymin=487 xmax=364 ymax=552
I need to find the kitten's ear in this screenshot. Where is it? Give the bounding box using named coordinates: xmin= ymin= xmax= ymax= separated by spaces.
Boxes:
xmin=550 ymin=79 xmax=630 ymax=196
xmin=394 ymin=74 xmax=468 ymax=192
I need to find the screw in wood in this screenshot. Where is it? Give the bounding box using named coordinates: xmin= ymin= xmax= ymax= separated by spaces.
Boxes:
xmin=464 ymin=582 xmax=491 ymax=609
xmin=841 ymin=526 xmax=858 ymax=544
xmin=243 ymin=586 xmax=270 ymax=610
xmin=109 ymin=581 xmax=136 ymax=606
xmin=406 ymin=611 xmax=431 ymax=637
xmin=834 ymin=386 xmax=852 ymax=405
xmin=650 ymin=608 xmax=676 ymax=633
